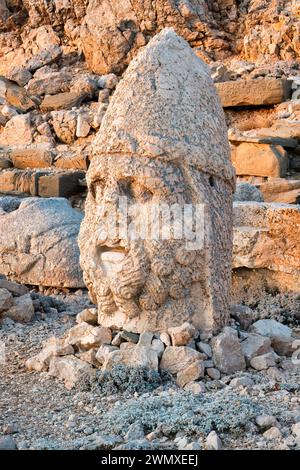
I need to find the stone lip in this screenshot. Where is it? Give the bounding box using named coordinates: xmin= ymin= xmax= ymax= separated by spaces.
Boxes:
xmin=92 ymin=28 xmax=235 ymax=188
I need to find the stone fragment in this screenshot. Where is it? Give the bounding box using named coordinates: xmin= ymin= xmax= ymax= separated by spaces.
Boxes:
xmin=41 ymin=91 xmax=86 ymax=112
xmin=0 ymin=198 xmax=84 ymax=287
xmin=124 ymin=422 xmax=144 ymax=441
xmin=7 ymin=67 xmax=32 ymax=87
xmin=51 ymin=110 xmax=77 ymax=144
xmin=38 ymin=170 xmax=85 ymax=197
xmin=0 ymin=288 xmax=13 ymax=313
xmin=196 ymin=341 xmax=212 ymax=357
xmin=151 ymin=339 xmax=165 ymax=359
xmin=79 ymin=29 xmax=234 ymax=334
xmin=27 ymin=71 xmax=71 ymax=96
xmin=263 ymin=427 xmax=282 ymax=440
xmin=48 ymin=356 xmax=93 ymax=390
xmin=211 ymin=327 xmax=246 ymax=374
xmin=176 ymin=360 xmax=204 ymax=387
xmin=77 ymin=349 xmax=100 ymax=367
xmin=230 ymin=376 xmax=254 ymax=388
xmin=250 ymin=352 xmax=278 ymax=371
xmin=0 ymin=436 xmax=17 ymax=450
xmin=184 ymin=381 xmax=206 ymax=394
xmin=138 ymin=332 xmax=153 ymax=347
xmin=241 ymin=333 xmax=272 ymax=364
xmin=26 ymin=45 xmax=62 ymax=73
xmin=160 ymin=346 xmax=202 ymax=375
xmin=98 ymin=74 xmax=118 ymax=90
xmin=67 ymin=323 xmax=112 ymax=351
xmin=168 ymin=322 xmax=197 ymax=346
xmin=76 ymin=308 xmax=98 ymax=325
xmin=250 ymin=319 xmax=292 ymax=341
xmin=11 ymin=145 xmax=54 ymax=169
xmin=102 ymin=343 xmax=158 ymax=371
xmin=3 ymin=293 xmax=34 ymax=322
xmin=76 ymin=114 xmax=90 ymax=138
xmin=231 ymin=143 xmax=288 ymax=178
xmin=206 ymin=431 xmax=222 ymax=450
xmin=272 ymin=337 xmax=295 ymax=357
xmin=216 ymin=79 xmax=291 ymax=107
xmin=206 ymin=367 xmax=221 ymax=380
xmin=256 ymin=415 xmax=279 ymax=431
xmin=160 ymin=332 xmax=171 ymax=347
xmin=95 ymin=344 xmax=119 ymax=365
xmin=292 ymin=423 xmax=300 ymax=439
xmin=0 ymin=76 xmax=35 ymax=112
xmin=0 ymin=278 xmax=28 ymax=296
xmin=120 ymin=331 xmax=139 ymax=344
xmin=26 ymin=337 xmax=74 ymax=371
xmin=234 ymin=183 xmax=264 ymax=203
xmin=230 ymin=304 xmax=255 ymax=330
xmin=0 ymin=114 xmax=33 ymax=146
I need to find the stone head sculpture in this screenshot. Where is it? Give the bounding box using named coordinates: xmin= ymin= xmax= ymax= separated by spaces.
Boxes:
xmin=79 ymin=29 xmax=235 ymax=334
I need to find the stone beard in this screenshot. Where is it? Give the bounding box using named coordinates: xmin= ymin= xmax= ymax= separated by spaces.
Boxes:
xmin=79 ymin=154 xmax=233 ymax=333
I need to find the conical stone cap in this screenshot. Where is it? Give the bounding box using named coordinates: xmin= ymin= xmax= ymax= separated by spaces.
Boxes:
xmin=93 ymin=28 xmax=235 ymax=187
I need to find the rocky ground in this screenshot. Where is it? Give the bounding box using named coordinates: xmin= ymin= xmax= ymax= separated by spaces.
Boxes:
xmin=1 ymin=284 xmax=300 ymax=451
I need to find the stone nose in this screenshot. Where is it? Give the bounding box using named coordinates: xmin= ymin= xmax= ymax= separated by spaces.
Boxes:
xmin=103 ymin=179 xmax=119 ymax=204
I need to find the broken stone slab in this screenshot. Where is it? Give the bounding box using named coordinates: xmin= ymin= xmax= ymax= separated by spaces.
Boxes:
xmin=247 ymin=120 xmax=300 ymax=140
xmin=228 ymin=128 xmax=298 ymax=149
xmin=79 ymin=28 xmax=235 ymax=335
xmin=0 ymin=197 xmax=84 ymax=288
xmin=160 ymin=346 xmax=203 ymax=375
xmin=40 ymin=91 xmax=87 ymax=112
xmin=11 ymin=144 xmax=54 ymax=169
xmin=240 ymin=333 xmax=272 ymax=365
xmin=48 ymin=355 xmax=94 ymax=390
xmin=0 ymin=287 xmax=13 ymax=313
xmin=6 ymin=67 xmax=32 ymax=87
xmin=231 ymin=143 xmax=288 ymax=177
xmin=216 ymin=79 xmax=291 ymax=107
xmin=211 ymin=326 xmax=246 ymax=374
xmin=25 ymin=45 xmax=62 ymax=73
xmin=2 ymin=293 xmax=34 ymax=322
xmin=0 ymin=114 xmax=33 ymax=146
xmin=233 ymin=202 xmax=300 ymax=279
xmin=27 ymin=70 xmax=72 ymax=96
xmin=257 ymin=178 xmax=300 ymax=204
xmin=54 ymin=150 xmax=88 ymax=170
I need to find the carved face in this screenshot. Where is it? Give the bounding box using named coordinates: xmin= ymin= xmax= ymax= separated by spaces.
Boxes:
xmin=79 ymin=155 xmax=208 ymax=329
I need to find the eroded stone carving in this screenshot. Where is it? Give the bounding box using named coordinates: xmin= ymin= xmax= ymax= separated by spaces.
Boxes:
xmin=79 ymin=28 xmax=235 ymax=334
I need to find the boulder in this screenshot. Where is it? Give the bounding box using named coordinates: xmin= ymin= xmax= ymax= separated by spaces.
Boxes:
xmin=26 ymin=337 xmax=74 ymax=371
xmin=250 ymin=352 xmax=278 ymax=371
xmin=168 ymin=322 xmax=197 ymax=346
xmin=240 ymin=333 xmax=272 ymax=364
xmin=11 ymin=145 xmax=54 ymax=169
xmin=230 ymin=304 xmax=255 ymax=330
xmin=0 ymin=114 xmax=33 ymax=146
xmin=0 ymin=76 xmax=35 ymax=112
xmin=176 ymin=360 xmax=205 ymax=387
xmin=233 ymin=183 xmax=264 ymax=202
xmin=102 ymin=342 xmax=159 ymax=371
xmin=0 ymin=288 xmax=13 ymax=313
xmin=249 ymin=319 xmax=292 ymax=341
xmin=216 ymin=79 xmax=291 ymax=107
xmin=41 ymin=91 xmax=86 ymax=112
xmin=231 ymin=143 xmax=288 ymax=178
xmin=0 ymin=198 xmax=84 ymax=288
xmin=211 ymin=326 xmax=246 ymax=374
xmin=51 ymin=110 xmax=77 ymax=144
xmin=160 ymin=346 xmax=202 ymax=375
xmin=48 ymin=356 xmax=93 ymax=390
xmin=67 ymin=323 xmax=112 ymax=351
xmin=3 ymin=293 xmax=34 ymax=322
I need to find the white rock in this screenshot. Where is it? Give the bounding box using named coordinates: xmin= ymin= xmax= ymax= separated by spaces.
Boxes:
xmin=241 ymin=333 xmax=272 ymax=364
xmin=196 ymin=341 xmax=212 ymax=357
xmin=250 ymin=319 xmax=292 ymax=341
xmin=230 ymin=376 xmax=254 ymax=388
xmin=3 ymin=293 xmax=34 ymax=322
xmin=151 ymin=338 xmax=165 ymax=359
xmin=256 ymin=415 xmax=279 ymax=430
xmin=206 ymin=431 xmax=222 ymax=450
xmin=48 ymin=356 xmax=93 ymax=389
xmin=292 ymin=422 xmax=300 ymax=439
xmin=168 ymin=322 xmax=197 ymax=346
xmin=176 ymin=360 xmax=205 ymax=387
xmin=184 ymin=381 xmax=206 ymax=394
xmin=263 ymin=426 xmax=282 ymax=440
xmin=250 ymin=352 xmax=278 ymax=371
xmin=211 ymin=327 xmax=246 ymax=374
xmin=160 ymin=346 xmax=203 ymax=375
xmin=0 ymin=288 xmax=13 ymax=313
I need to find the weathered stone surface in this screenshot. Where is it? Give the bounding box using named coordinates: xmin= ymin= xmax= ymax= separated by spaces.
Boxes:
xmin=102 ymin=342 xmax=159 ymax=371
xmin=51 ymin=110 xmax=77 ymax=144
xmin=48 ymin=356 xmax=93 ymax=390
xmin=11 ymin=145 xmax=54 ymax=169
xmin=0 ymin=114 xmax=33 ymax=146
xmin=176 ymin=360 xmax=204 ymax=387
xmin=160 ymin=346 xmax=202 ymax=375
xmin=228 ymin=128 xmax=298 ymax=149
xmin=234 ymin=183 xmax=264 ymax=203
xmin=27 ymin=70 xmax=72 ymax=96
xmin=76 ymin=308 xmax=98 ymax=325
xmin=0 ymin=436 xmax=17 ymax=450
xmin=41 ymin=91 xmax=86 ymax=112
xmin=231 ymin=143 xmax=288 ymax=178
xmin=206 ymin=431 xmax=222 ymax=450
xmin=257 ymin=179 xmax=300 ymax=205
xmin=3 ymin=293 xmax=34 ymax=322
xmin=233 ymin=202 xmax=300 ymax=280
xmin=216 ymin=79 xmax=291 ymax=107
xmin=168 ymin=322 xmax=197 ymax=347
xmin=54 ymin=151 xmax=88 ymax=170
xmin=26 ymin=45 xmax=62 ymax=73
xmin=79 ymin=29 xmax=234 ymax=334
xmin=211 ymin=327 xmax=246 ymax=374
xmin=0 ymin=277 xmax=28 ymax=296
xmin=0 ymin=198 xmax=84 ymax=287
xmin=240 ymin=333 xmax=272 ymax=364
